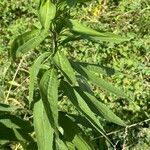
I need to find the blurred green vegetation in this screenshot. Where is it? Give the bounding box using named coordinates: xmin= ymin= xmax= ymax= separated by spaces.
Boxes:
xmin=0 ymin=0 xmax=150 ymax=149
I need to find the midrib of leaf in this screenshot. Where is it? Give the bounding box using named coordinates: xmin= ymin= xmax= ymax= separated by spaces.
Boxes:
xmin=29 ymin=52 xmax=50 ymax=105
xmin=54 ymin=51 xmax=76 ymax=85
xmin=16 ymin=31 xmax=47 ymax=57
xmin=33 ymin=100 xmax=54 ymax=150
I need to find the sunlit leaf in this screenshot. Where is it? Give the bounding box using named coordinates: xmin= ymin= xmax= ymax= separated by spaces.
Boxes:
xmin=29 ymin=52 xmax=51 ymax=105
xmin=53 ymin=51 xmax=76 ymax=85
xmin=39 ymin=68 xmax=59 ymax=133
xmin=39 ymin=0 xmax=56 ymax=29
xmin=75 ymin=61 xmax=117 ymax=76
xmin=66 ymin=19 xmax=129 ymax=43
xmin=10 ymin=29 xmax=48 ymax=60
xmin=33 ymin=99 xmax=54 ymax=150
xmin=56 ymin=139 xmax=68 ymax=150
xmin=8 ymin=81 xmax=20 ymax=87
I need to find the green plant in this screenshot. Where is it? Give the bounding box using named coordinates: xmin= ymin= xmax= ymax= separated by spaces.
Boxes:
xmin=1 ymin=0 xmax=132 ymax=149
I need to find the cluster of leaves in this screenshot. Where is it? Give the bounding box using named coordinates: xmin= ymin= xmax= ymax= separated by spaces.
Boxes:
xmin=65 ymin=0 xmax=150 ymax=148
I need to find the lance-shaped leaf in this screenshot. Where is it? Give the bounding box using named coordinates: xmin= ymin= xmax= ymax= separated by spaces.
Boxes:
xmin=74 ymin=61 xmax=117 ymax=76
xmin=11 ymin=29 xmax=37 ymax=59
xmin=0 ymin=123 xmax=34 ymax=143
xmin=66 ymin=19 xmax=129 ymax=43
xmin=29 ymin=52 xmax=51 ymax=104
xmin=53 ymin=51 xmax=76 ymax=85
xmin=75 ymin=88 xmax=126 ymax=126
xmin=0 ymin=103 xmax=17 ymax=112
xmin=39 ymin=0 xmax=56 ymax=29
xmin=77 ymin=75 xmax=93 ymax=95
xmin=60 ymin=81 xmax=112 ymax=145
xmin=71 ymin=62 xmax=128 ymax=99
xmin=10 ymin=29 xmax=48 ymax=60
xmin=39 ymin=68 xmax=59 ymax=132
xmin=76 ymin=76 xmax=125 ymax=126
xmin=59 ymin=112 xmax=94 ymax=150
xmin=33 ymin=99 xmax=54 ymax=150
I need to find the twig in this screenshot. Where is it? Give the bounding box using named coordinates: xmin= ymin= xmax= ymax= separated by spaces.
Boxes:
xmin=91 ymin=118 xmax=150 ymax=141
xmin=13 ymin=77 xmax=29 ymax=92
xmin=122 ymin=127 xmax=128 ymax=150
xmin=114 ymin=140 xmax=119 ymax=150
xmin=5 ymin=57 xmax=24 ymax=104
xmin=14 ymin=143 xmax=21 ymax=150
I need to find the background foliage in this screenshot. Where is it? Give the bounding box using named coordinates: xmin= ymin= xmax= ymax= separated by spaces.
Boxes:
xmin=0 ymin=0 xmax=150 ymax=149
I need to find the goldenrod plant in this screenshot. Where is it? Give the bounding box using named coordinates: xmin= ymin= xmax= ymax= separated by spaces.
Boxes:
xmin=2 ymin=0 xmax=132 ymax=149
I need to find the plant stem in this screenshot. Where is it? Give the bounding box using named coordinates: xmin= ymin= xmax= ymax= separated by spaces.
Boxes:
xmin=51 ymin=29 xmax=57 ymax=55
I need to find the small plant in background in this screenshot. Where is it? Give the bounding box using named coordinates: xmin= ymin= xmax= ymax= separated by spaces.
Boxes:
xmin=1 ymin=0 xmax=134 ymax=149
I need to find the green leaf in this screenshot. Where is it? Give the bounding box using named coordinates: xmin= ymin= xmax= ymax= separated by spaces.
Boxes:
xmin=61 ymin=81 xmax=112 ymax=145
xmin=53 ymin=51 xmax=76 ymax=85
xmin=77 ymin=75 xmax=93 ymax=95
xmin=39 ymin=68 xmax=59 ymax=133
xmin=29 ymin=52 xmax=51 ymax=105
xmin=39 ymin=0 xmax=56 ymax=29
xmin=66 ymin=142 xmax=76 ymax=150
xmin=67 ymin=114 xmax=95 ymax=129
xmin=56 ymin=139 xmax=68 ymax=150
xmin=10 ymin=29 xmax=48 ymax=60
xmin=66 ymin=19 xmax=129 ymax=43
xmin=72 ymin=62 xmax=128 ymax=99
xmin=75 ymin=62 xmax=117 ymax=76
xmin=59 ymin=112 xmax=94 ymax=150
xmin=75 ymin=88 xmax=126 ymax=126
xmin=33 ymin=99 xmax=54 ymax=150
xmin=0 ymin=103 xmax=17 ymax=112
xmin=0 ymin=123 xmax=34 ymax=142
xmin=0 ymin=114 xmax=33 ymax=132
